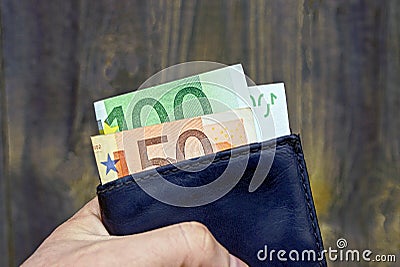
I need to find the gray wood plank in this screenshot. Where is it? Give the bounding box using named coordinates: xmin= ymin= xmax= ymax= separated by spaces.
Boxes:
xmin=0 ymin=6 xmax=10 ymax=265
xmin=1 ymin=0 xmax=82 ymax=264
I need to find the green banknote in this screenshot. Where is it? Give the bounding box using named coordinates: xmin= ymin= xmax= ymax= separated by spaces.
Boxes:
xmin=95 ymin=64 xmax=249 ymax=134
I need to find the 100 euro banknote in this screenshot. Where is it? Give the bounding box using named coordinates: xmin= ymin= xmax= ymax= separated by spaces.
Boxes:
xmin=248 ymin=83 xmax=290 ymax=140
xmin=91 ymin=108 xmax=257 ymax=184
xmin=94 ymin=64 xmax=249 ymax=135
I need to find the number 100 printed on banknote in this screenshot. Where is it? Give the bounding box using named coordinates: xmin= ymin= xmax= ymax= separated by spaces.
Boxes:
xmin=94 ymin=64 xmax=249 ymax=134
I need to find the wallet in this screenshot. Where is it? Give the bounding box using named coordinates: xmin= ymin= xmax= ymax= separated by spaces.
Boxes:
xmin=97 ymin=134 xmax=327 ymax=266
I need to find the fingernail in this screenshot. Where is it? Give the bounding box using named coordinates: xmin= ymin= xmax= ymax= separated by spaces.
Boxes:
xmin=229 ymin=254 xmax=248 ymax=267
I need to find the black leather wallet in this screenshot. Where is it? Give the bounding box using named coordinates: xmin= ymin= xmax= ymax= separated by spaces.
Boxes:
xmin=97 ymin=134 xmax=326 ymax=266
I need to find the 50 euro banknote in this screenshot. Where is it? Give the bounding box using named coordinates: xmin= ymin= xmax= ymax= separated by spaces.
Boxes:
xmin=91 ymin=108 xmax=257 ymax=184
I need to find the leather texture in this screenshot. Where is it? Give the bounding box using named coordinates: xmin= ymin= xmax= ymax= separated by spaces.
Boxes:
xmin=97 ymin=134 xmax=326 ymax=266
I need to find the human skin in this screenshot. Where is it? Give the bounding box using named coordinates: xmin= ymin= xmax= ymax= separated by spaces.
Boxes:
xmin=22 ymin=197 xmax=248 ymax=267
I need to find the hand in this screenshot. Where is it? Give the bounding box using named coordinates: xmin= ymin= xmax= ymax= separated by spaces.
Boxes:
xmin=22 ymin=197 xmax=248 ymax=267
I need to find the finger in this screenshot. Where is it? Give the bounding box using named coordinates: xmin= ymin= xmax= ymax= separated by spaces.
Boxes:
xmin=93 ymin=221 xmax=248 ymax=267
xmin=21 ymin=197 xmax=110 ymax=266
xmin=72 ymin=197 xmax=102 ymax=220
xmin=53 ymin=197 xmax=110 ymax=239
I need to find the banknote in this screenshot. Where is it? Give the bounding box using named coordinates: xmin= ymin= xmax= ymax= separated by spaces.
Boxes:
xmin=94 ymin=64 xmax=249 ymax=134
xmin=248 ymin=83 xmax=291 ymax=140
xmin=91 ymin=108 xmax=257 ymax=184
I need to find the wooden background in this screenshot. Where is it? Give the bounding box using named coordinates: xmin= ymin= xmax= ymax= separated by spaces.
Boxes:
xmin=0 ymin=0 xmax=399 ymax=266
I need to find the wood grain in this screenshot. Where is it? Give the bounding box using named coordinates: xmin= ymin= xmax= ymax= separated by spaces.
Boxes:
xmin=1 ymin=0 xmax=82 ymax=264
xmin=0 ymin=7 xmax=10 ymax=266
xmin=0 ymin=0 xmax=399 ymax=265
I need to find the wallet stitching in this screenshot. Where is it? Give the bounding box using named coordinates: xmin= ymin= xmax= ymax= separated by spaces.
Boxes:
xmin=97 ymin=148 xmax=253 ymax=193
xmin=98 ymin=138 xmax=295 ymax=194
xmin=294 ymin=139 xmax=324 ymax=266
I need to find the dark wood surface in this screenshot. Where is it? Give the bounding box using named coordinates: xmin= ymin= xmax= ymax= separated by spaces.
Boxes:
xmin=1 ymin=7 xmax=10 ymax=266
xmin=0 ymin=1 xmax=399 ymax=266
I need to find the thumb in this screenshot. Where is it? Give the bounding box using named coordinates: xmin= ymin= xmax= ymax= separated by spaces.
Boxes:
xmin=100 ymin=221 xmax=248 ymax=267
